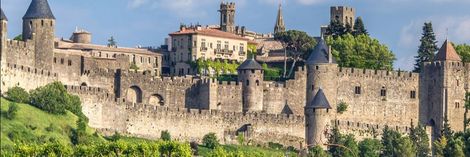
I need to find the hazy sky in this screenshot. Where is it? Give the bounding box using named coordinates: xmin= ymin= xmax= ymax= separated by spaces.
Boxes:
xmin=2 ymin=0 xmax=470 ymax=70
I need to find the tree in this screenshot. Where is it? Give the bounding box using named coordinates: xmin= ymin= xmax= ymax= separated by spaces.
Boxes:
xmin=202 ymin=133 xmax=219 ymax=149
xmin=107 ymin=36 xmax=117 ymax=47
xmin=353 ymin=17 xmax=368 ymax=36
xmin=433 ymin=136 xmax=447 ymax=157
xmin=30 ymin=82 xmax=70 ymax=114
xmin=337 ymin=102 xmax=348 ymax=114
xmin=358 ymin=138 xmax=381 ymax=157
xmin=161 ymin=130 xmax=171 ymax=141
xmin=328 ymin=124 xmax=342 ymax=156
xmin=327 ymin=19 xmax=346 ymax=38
xmin=396 ymin=137 xmax=416 ymax=157
xmin=342 ymin=134 xmax=359 ymax=157
xmin=381 ymin=126 xmax=402 ymax=157
xmin=464 ymin=92 xmax=470 ymax=131
xmin=274 ymin=30 xmax=316 ymax=78
xmin=5 ymin=86 xmax=30 ymax=103
xmin=327 ymin=34 xmax=396 ymax=71
xmin=345 ymin=23 xmax=353 ymax=35
xmin=308 ymin=145 xmax=329 ymax=157
xmin=414 ymin=22 xmax=438 ymax=72
xmin=409 ymin=124 xmax=430 ymax=157
xmin=455 ymin=43 xmax=470 ymax=62
xmin=444 ymin=137 xmax=465 ymax=157
xmin=5 ymin=102 xmax=19 ymax=120
xmin=13 ymin=34 xmax=22 ymax=41
xmin=442 ymin=117 xmax=453 ymax=139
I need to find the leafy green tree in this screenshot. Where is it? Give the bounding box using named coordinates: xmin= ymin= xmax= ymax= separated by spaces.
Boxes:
xmin=5 ymin=86 xmax=30 ymax=103
xmin=203 ymin=133 xmax=219 ymax=149
xmin=353 ymin=17 xmax=368 ymax=36
xmin=13 ymin=34 xmax=22 ymax=41
xmin=414 ymin=22 xmax=438 ymax=72
xmin=358 ymin=138 xmax=381 ymax=157
xmin=208 ymin=146 xmax=228 ymax=157
xmin=274 ymin=30 xmax=316 ymax=78
xmin=108 ymin=36 xmax=117 ymax=47
xmin=409 ymin=124 xmax=430 ymax=157
xmin=433 ymin=136 xmax=447 ymax=157
xmin=30 ymin=82 xmax=69 ymax=114
xmin=337 ymin=102 xmax=348 ymax=114
xmin=455 ymin=43 xmax=470 ymax=62
xmin=5 ymin=102 xmax=19 ymax=120
xmin=396 ymin=137 xmax=416 ymax=157
xmin=159 ymin=141 xmax=191 ymax=157
xmin=161 ymin=130 xmax=171 ymax=141
xmin=381 ymin=126 xmax=402 ymax=157
xmin=328 ymin=124 xmax=342 ymax=156
xmin=345 ymin=23 xmax=353 ymax=35
xmin=342 ymin=134 xmax=359 ymax=157
xmin=442 ymin=117 xmax=454 ymax=139
xmin=308 ymin=145 xmax=329 ymax=157
xmin=327 ymin=19 xmax=346 ymax=38
xmin=464 ymin=92 xmax=470 ymax=131
xmin=444 ymin=137 xmax=465 ymax=157
xmin=327 ymin=34 xmax=396 ymax=70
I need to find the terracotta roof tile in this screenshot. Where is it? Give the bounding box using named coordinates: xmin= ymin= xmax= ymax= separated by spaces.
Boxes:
xmin=169 ymin=28 xmax=249 ymax=41
xmin=436 ymin=40 xmax=461 ymax=61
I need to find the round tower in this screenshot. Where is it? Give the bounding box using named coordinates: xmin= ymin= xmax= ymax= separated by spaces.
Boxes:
xmin=305 ymin=89 xmax=332 ymax=148
xmin=22 ymin=0 xmax=56 ymax=70
xmin=1 ymin=8 xmax=7 ymax=63
xmin=72 ymin=29 xmax=92 ymax=44
xmin=237 ymin=58 xmax=264 ymax=113
xmin=305 ymin=37 xmax=338 ymax=148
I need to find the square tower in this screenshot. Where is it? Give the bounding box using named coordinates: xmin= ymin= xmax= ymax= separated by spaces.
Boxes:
xmin=219 ymin=2 xmax=236 ymax=33
xmin=330 ymin=6 xmax=355 ymax=27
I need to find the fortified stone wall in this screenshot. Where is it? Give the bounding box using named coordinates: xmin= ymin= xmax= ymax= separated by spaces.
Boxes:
xmin=0 ymin=63 xmax=58 ymax=93
xmin=4 ymin=40 xmax=35 ymax=67
xmin=334 ymin=67 xmax=420 ymax=128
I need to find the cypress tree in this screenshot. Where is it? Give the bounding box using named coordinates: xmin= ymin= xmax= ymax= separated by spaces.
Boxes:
xmin=327 ymin=19 xmax=346 ymax=38
xmin=414 ymin=22 xmax=438 ymax=72
xmin=353 ymin=17 xmax=368 ymax=36
xmin=410 ymin=124 xmax=430 ymax=157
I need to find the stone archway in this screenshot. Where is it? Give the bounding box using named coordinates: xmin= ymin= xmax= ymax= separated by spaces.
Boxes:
xmin=127 ymin=86 xmax=143 ymax=103
xmin=149 ymin=94 xmax=164 ymax=106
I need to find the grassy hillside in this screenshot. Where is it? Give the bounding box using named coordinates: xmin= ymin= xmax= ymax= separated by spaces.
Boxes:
xmin=0 ymin=98 xmax=298 ymax=156
xmin=0 ymin=98 xmax=82 ymax=148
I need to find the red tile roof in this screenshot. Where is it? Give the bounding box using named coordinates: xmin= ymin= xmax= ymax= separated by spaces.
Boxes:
xmin=436 ymin=39 xmax=461 ymax=61
xmin=169 ymin=28 xmax=249 ymax=41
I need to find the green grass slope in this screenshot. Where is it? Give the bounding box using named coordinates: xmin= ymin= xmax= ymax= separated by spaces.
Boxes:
xmin=0 ymin=98 xmax=79 ymax=149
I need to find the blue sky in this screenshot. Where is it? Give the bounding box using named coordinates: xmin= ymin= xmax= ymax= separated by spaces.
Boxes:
xmin=2 ymin=0 xmax=470 ymax=70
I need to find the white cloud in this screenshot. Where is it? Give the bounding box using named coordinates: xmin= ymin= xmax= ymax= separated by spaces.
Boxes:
xmin=296 ymin=0 xmax=325 ymax=5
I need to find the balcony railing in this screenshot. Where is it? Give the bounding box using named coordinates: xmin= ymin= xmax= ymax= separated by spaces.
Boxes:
xmin=215 ymin=49 xmax=233 ymax=54
xmin=200 ymin=47 xmax=208 ymax=52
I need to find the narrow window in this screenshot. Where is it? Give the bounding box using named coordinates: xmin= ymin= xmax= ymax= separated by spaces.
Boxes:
xmin=380 ymin=87 xmax=387 ymax=97
xmin=60 ymin=58 xmax=64 ymax=64
xmin=410 ymin=91 xmax=416 ymax=99
xmin=355 ymin=86 xmax=361 ymax=94
xmin=41 ymin=20 xmax=44 ymax=26
xmin=68 ymin=60 xmax=72 ymax=66
xmin=53 ymin=57 xmax=57 ymax=63
xmin=246 ymin=80 xmax=250 ymax=86
xmin=251 ymin=69 xmax=255 ymax=73
xmin=256 ymin=80 xmax=260 ymax=86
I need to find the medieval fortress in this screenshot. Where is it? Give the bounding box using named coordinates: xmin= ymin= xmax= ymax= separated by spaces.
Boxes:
xmin=0 ymin=0 xmax=468 ymax=148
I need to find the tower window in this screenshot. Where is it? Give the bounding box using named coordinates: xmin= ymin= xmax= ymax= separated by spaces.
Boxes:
xmin=41 ymin=20 xmax=44 ymax=26
xmin=60 ymin=58 xmax=64 ymax=64
xmin=256 ymin=80 xmax=259 ymax=86
xmin=246 ymin=80 xmax=249 ymax=86
xmin=410 ymin=91 xmax=416 ymax=99
xmin=68 ymin=60 xmax=72 ymax=66
xmin=53 ymin=57 xmax=57 ymax=63
xmin=354 ymin=86 xmax=361 ymax=94
xmin=251 ymin=69 xmax=255 ymax=73
xmin=380 ymin=87 xmax=387 ymax=97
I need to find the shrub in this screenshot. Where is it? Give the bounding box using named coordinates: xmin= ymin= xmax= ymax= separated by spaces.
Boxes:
xmin=237 ymin=134 xmax=245 ymax=145
xmin=267 ymin=142 xmax=283 ymax=150
xmin=161 ymin=130 xmax=171 ymax=141
xmin=337 ymin=102 xmax=348 ymax=114
xmin=5 ymin=86 xmax=30 ymax=103
xmin=5 ymin=102 xmax=19 ymax=120
xmin=202 ymin=133 xmax=219 ymax=149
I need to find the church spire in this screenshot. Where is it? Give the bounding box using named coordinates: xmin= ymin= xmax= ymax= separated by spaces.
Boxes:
xmin=274 ymin=2 xmax=285 ymax=34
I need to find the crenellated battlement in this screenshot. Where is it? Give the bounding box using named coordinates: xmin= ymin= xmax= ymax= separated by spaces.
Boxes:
xmin=334 ymin=119 xmax=411 ymax=135
xmin=423 ymin=61 xmax=469 ymax=70
xmin=4 ymin=63 xmax=57 ymax=78
xmin=338 ymin=67 xmax=419 ymax=80
xmin=6 ymin=39 xmax=34 ymax=49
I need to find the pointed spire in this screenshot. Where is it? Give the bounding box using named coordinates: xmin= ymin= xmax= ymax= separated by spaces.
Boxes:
xmin=306 ymin=88 xmax=332 ymax=109
xmin=1 ymin=8 xmax=7 ymax=21
xmin=23 ymin=0 xmax=55 ymax=20
xmin=435 ymin=39 xmax=461 ymax=62
xmin=274 ymin=1 xmax=285 ymax=34
xmin=306 ymin=38 xmax=336 ymax=65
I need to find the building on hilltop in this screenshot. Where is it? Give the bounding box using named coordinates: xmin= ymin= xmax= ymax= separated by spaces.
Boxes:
xmin=321 ymin=6 xmax=356 ymax=36
xmin=1 ymin=0 xmax=468 ymax=150
xmin=168 ymin=25 xmax=250 ymax=76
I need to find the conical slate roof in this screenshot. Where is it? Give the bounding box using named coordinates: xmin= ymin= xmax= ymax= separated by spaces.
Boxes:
xmin=306 ymin=89 xmax=332 ymax=109
xmin=237 ymin=58 xmax=263 ymax=70
xmin=306 ymin=37 xmax=336 ymax=65
xmin=1 ymin=8 xmax=7 ymax=21
xmin=435 ymin=39 xmax=461 ymax=61
xmin=23 ymin=0 xmax=55 ymax=19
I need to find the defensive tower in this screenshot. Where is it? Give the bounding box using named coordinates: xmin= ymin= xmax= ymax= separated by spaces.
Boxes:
xmin=22 ymin=0 xmax=56 ymax=70
xmin=330 ymin=6 xmax=355 ymax=27
xmin=0 ymin=8 xmax=7 ymax=63
xmin=219 ymin=2 xmax=236 ymax=33
xmin=237 ymin=58 xmax=264 ymax=113
xmin=305 ymin=88 xmax=332 ymax=148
